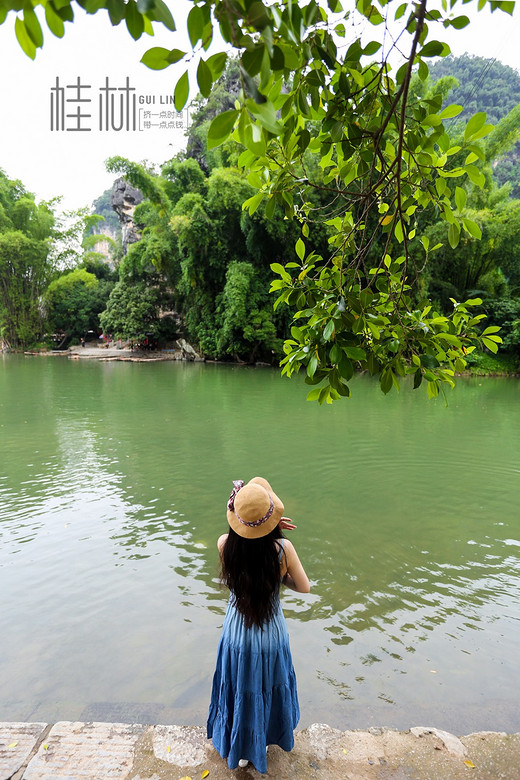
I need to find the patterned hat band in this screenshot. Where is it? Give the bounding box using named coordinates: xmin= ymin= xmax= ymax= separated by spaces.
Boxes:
xmin=227 ymin=479 xmax=275 ymax=528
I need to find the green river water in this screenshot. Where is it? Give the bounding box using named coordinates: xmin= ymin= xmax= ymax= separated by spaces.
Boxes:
xmin=1 ymin=354 xmax=519 ymax=733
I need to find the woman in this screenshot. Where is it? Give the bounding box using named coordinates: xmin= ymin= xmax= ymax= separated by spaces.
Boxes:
xmin=207 ymin=476 xmax=310 ymax=773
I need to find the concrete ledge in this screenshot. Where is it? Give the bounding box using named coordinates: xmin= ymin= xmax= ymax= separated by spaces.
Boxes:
xmin=1 ymin=721 xmax=519 ymax=779
xmin=0 ymin=723 xmax=48 ymax=780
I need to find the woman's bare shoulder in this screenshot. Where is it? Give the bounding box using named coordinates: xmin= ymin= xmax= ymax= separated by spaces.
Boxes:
xmin=281 ymin=537 xmax=296 ymax=554
xmin=217 ymin=533 xmax=228 ymax=552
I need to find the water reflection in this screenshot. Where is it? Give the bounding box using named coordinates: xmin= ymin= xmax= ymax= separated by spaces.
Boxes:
xmin=1 ymin=356 xmax=519 ymax=731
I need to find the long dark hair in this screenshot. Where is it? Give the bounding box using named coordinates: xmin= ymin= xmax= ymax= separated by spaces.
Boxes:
xmin=221 ymin=526 xmax=285 ymax=628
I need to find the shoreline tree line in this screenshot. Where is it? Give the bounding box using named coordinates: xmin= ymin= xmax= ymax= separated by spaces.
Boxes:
xmin=2 ymin=55 xmax=520 ymax=382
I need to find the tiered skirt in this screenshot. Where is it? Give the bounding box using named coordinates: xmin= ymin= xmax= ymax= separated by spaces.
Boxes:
xmin=207 ymin=597 xmax=300 ymax=773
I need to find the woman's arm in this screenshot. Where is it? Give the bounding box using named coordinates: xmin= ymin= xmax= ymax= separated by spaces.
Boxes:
xmin=282 ymin=538 xmax=310 ymax=593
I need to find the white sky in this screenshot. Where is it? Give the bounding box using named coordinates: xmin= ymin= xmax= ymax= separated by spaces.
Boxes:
xmin=0 ymin=1 xmax=519 ymax=214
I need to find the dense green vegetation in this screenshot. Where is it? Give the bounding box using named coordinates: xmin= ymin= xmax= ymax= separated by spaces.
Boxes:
xmin=0 ymin=171 xmax=55 ymax=348
xmin=95 ymin=57 xmax=520 ymax=374
xmin=0 ymin=167 xmax=116 ymax=349
xmin=3 ymin=51 xmax=520 ymax=375
xmin=2 ymin=0 xmax=518 ymax=400
xmin=2 ymin=35 xmax=520 ymax=386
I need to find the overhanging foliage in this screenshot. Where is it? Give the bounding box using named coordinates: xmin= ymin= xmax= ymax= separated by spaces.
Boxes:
xmin=1 ymin=0 xmax=514 ymax=398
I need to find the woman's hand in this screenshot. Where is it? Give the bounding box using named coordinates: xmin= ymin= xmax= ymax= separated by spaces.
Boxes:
xmin=279 ymin=516 xmax=297 ymax=531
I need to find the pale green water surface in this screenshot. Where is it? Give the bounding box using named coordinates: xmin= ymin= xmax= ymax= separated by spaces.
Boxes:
xmin=0 ymin=354 xmax=519 ymax=732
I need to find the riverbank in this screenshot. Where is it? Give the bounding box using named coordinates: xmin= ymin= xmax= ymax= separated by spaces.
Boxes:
xmin=22 ymin=343 xmax=202 ymax=363
xmin=19 ymin=344 xmax=520 ymax=377
xmin=1 ymin=721 xmax=519 ymax=779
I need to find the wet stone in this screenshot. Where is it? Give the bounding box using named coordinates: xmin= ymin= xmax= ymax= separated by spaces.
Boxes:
xmin=0 ymin=723 xmax=47 ymax=780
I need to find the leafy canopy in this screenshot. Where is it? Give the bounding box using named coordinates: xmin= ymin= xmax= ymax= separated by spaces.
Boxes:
xmin=2 ymin=0 xmax=514 ymax=399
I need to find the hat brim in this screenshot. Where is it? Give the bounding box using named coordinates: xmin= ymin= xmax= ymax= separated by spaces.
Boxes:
xmin=227 ymin=476 xmax=284 ymax=539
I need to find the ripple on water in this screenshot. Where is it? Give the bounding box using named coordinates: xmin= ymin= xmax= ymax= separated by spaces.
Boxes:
xmin=1 ymin=362 xmax=520 ymax=730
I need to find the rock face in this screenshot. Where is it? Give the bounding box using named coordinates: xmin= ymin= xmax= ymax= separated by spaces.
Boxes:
xmin=111 ymin=178 xmax=144 ymax=254
xmin=175 ymin=338 xmax=202 ymax=361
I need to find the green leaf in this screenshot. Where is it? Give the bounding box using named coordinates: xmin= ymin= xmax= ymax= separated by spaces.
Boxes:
xmin=306 ymin=387 xmax=322 ymax=401
xmin=243 ymin=192 xmax=264 ymax=216
xmin=107 ymin=0 xmax=125 ymax=25
xmin=449 ymin=14 xmax=470 ymax=28
xmin=363 ymin=40 xmax=381 ymax=56
xmin=247 ymin=100 xmax=282 ymax=134
xmin=482 ymin=337 xmax=499 ymax=353
xmin=174 ymin=70 xmax=189 ymax=111
xmin=413 ymin=369 xmax=423 ymax=389
xmin=140 ymin=46 xmax=171 ymax=69
xmin=427 ymin=380 xmax=440 ymax=398
xmin=166 ymin=48 xmax=186 ymax=64
xmin=270 ymin=262 xmax=291 ymax=282
xmin=295 ymin=238 xmax=305 ymax=260
xmin=420 ymin=40 xmax=446 ymax=57
xmin=469 ymin=124 xmax=494 ymax=141
xmin=242 ymin=44 xmax=265 ymax=77
xmin=265 ymin=196 xmax=277 ymax=219
xmin=345 ymin=346 xmax=366 ymax=360
xmin=494 ymin=1 xmax=514 ymax=13
xmin=418 ymin=59 xmax=429 ymax=81
xmin=464 ymin=112 xmax=486 ymax=141
xmin=318 ymin=386 xmax=330 ymax=405
xmin=15 ymin=18 xmax=36 ymax=58
xmin=454 ymin=186 xmax=466 ymax=212
xmin=125 ymin=0 xmax=144 ymax=40
xmin=45 ymin=3 xmax=65 ymax=37
xmin=435 ymin=333 xmax=462 ymax=346
xmin=462 ymin=218 xmax=482 ymax=239
xmin=307 ymin=354 xmax=318 ymax=378
xmin=146 ymin=0 xmax=175 ymax=31
xmin=247 ymin=1 xmax=270 ymax=28
xmin=323 ymin=320 xmax=335 ymax=341
xmin=23 ymin=7 xmax=43 ymax=47
xmin=197 ymin=58 xmax=212 ymax=98
xmin=380 ymin=368 xmax=393 ymax=394
xmin=465 ymin=165 xmax=485 ymax=188
xmin=448 ymin=221 xmax=460 ymax=249
xmin=207 ymin=109 xmax=239 ymax=149
xmin=423 ymin=113 xmax=442 ymax=127
xmin=85 ymin=0 xmax=107 ymax=14
xmin=335 ymin=381 xmax=351 ymax=397
xmin=420 ymin=354 xmax=440 ymax=369
xmin=187 ymin=4 xmax=204 ymax=46
xmin=206 ymin=52 xmax=227 ymax=79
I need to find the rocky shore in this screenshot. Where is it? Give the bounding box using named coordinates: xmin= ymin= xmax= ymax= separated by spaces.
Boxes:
xmin=24 ymin=342 xmax=204 ymax=363
xmin=1 ymin=721 xmax=519 ymax=780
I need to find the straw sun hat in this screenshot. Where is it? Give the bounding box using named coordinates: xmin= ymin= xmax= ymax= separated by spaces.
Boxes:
xmin=226 ymin=477 xmax=284 ymax=539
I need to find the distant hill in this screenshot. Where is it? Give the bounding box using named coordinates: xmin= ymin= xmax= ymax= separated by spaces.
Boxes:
xmin=429 ymin=53 xmax=520 ymax=126
xmin=430 ymin=54 xmax=520 ymax=196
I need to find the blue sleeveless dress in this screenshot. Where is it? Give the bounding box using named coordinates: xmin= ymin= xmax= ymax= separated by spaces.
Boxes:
xmin=206 ymin=540 xmax=300 ymax=773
